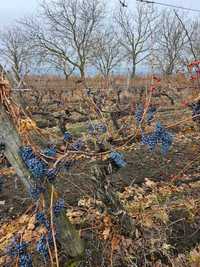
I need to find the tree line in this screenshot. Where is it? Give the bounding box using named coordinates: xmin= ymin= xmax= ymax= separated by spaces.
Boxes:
xmin=0 ymin=0 xmax=199 ymax=84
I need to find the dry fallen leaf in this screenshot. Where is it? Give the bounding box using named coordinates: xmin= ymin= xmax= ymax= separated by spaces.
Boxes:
xmin=102 ymin=227 xmax=111 ymax=240
xmin=18 ymin=215 xmax=29 ymax=224
xmin=145 ymin=178 xmax=157 ymax=188
xmin=111 ymin=235 xmax=121 ymax=252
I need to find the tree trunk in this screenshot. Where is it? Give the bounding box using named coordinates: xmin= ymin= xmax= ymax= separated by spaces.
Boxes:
xmin=0 ymin=105 xmax=31 ymax=190
xmin=131 ymin=60 xmax=136 ymax=78
xmin=64 ymin=72 xmax=69 ymax=81
xmin=79 ymin=67 xmax=85 ymax=80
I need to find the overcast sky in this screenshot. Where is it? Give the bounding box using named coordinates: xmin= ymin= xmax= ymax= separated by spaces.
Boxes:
xmin=0 ymin=0 xmax=200 ymax=26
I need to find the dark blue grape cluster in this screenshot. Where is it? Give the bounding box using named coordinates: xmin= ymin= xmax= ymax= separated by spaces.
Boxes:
xmin=53 ymin=198 xmax=65 ymax=217
xmin=19 ymin=146 xmax=35 ymax=161
xmin=64 ymin=160 xmax=74 ymax=170
xmin=71 ymin=139 xmax=84 ymax=151
xmin=35 ymin=216 xmax=55 ymax=259
xmin=0 ymin=140 xmax=5 ymax=151
xmin=46 ymin=168 xmax=59 ymax=183
xmin=36 ymin=212 xmax=50 ymax=230
xmin=29 ymin=185 xmax=45 ymax=201
xmin=7 ymin=241 xmax=28 ymax=256
xmin=0 ymin=175 xmax=3 ymax=193
xmin=63 ymin=131 xmax=72 ymax=142
xmin=146 ymin=106 xmax=157 ymax=125
xmin=7 ymin=240 xmax=32 ymax=267
xmin=142 ymin=122 xmax=173 ymax=155
xmin=47 ymin=230 xmax=54 ymax=245
xmin=88 ymin=123 xmax=107 ymax=135
xmin=43 ymin=145 xmax=56 ymax=157
xmin=97 ymin=142 xmax=106 ymax=152
xmin=36 ymin=235 xmax=49 ymax=259
xmin=141 ymin=133 xmax=157 ymax=151
xmin=86 ymin=87 xmax=96 ymax=97
xmin=88 ymin=124 xmax=96 ymax=134
xmin=135 ymin=105 xmax=144 ymax=125
xmin=98 ymin=124 xmax=107 ymax=133
xmin=26 ymin=158 xmax=47 ymax=179
xmin=109 ymin=152 xmax=126 ymax=168
xmin=135 ymin=105 xmax=157 ymax=125
xmin=19 ymin=253 xmax=33 ymax=267
xmin=19 ymin=146 xmax=47 ymax=179
xmin=191 ymin=100 xmax=200 ymax=123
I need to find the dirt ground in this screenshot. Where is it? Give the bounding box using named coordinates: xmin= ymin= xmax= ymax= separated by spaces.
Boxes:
xmin=1 ymin=129 xmax=200 ymax=225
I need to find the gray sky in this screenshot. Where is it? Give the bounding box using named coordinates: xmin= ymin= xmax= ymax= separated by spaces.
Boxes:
xmin=0 ymin=0 xmax=39 ymax=26
xmin=0 ymin=0 xmax=200 ymax=26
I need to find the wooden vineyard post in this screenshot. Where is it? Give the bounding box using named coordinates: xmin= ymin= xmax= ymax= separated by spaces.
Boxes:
xmin=0 ymin=79 xmax=84 ymax=260
xmin=0 ymin=104 xmax=32 ymax=189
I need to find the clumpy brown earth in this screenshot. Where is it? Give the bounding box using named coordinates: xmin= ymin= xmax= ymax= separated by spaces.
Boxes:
xmin=1 ymin=129 xmax=200 ymax=220
xmin=56 ymin=130 xmax=200 ymax=205
xmin=0 ymin=174 xmax=31 ymax=223
xmin=1 ymin=126 xmax=200 ymax=266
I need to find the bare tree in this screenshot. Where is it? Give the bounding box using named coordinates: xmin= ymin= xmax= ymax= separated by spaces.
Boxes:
xmin=0 ymin=25 xmax=33 ymax=84
xmin=168 ymin=11 xmax=199 ymax=73
xmin=41 ymin=51 xmax=75 ymax=80
xmin=91 ymin=29 xmax=122 ymax=78
xmin=22 ymin=0 xmax=104 ymax=79
xmin=189 ymin=19 xmax=200 ymax=59
xmin=154 ymin=10 xmax=188 ymax=75
xmin=115 ymin=3 xmax=156 ymax=78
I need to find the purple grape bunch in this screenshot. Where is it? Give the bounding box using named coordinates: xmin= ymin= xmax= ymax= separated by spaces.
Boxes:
xmin=43 ymin=145 xmax=56 ymax=157
xmin=36 ymin=212 xmax=50 ymax=230
xmin=7 ymin=240 xmax=32 ymax=267
xmin=29 ymin=184 xmax=45 ymax=201
xmin=0 ymin=140 xmax=5 ymax=151
xmin=135 ymin=105 xmax=144 ymax=125
xmin=35 ymin=214 xmax=55 ymax=259
xmin=19 ymin=253 xmax=33 ymax=267
xmin=36 ymin=235 xmax=49 ymax=260
xmin=146 ymin=106 xmax=157 ymax=125
xmin=19 ymin=146 xmax=35 ymax=161
xmin=95 ymin=123 xmax=107 ymax=134
xmin=142 ymin=122 xmax=173 ymax=155
xmin=0 ymin=175 xmax=3 ymax=193
xmin=71 ymin=139 xmax=84 ymax=151
xmin=53 ymin=198 xmax=65 ymax=217
xmin=191 ymin=100 xmax=200 ymax=123
xmin=7 ymin=241 xmax=28 ymax=256
xmin=135 ymin=105 xmax=157 ymax=125
xmin=86 ymin=88 xmax=93 ymax=97
xmin=63 ymin=131 xmax=72 ymax=142
xmin=19 ymin=146 xmax=47 ymax=179
xmin=109 ymin=152 xmax=126 ymax=168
